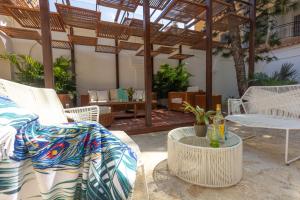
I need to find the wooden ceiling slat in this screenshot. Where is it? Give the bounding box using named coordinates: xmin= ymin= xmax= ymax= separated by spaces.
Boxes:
xmin=213 ymin=13 xmax=249 ymax=31
xmin=156 ymin=46 xmax=177 ymax=54
xmin=0 ymin=26 xmax=40 ymax=40
xmin=56 ymin=3 xmax=100 ymax=30
xmin=123 ymin=18 xmax=163 ymax=37
xmin=97 ymin=21 xmax=130 ymax=40
xmin=118 ymin=41 xmax=142 ymax=51
xmin=136 ymin=49 xmax=160 ymax=57
xmin=190 ymin=39 xmax=226 ymax=50
xmin=138 ymin=0 xmax=169 ymax=10
xmin=180 ymin=29 xmax=205 ymax=46
xmin=68 ymin=35 xmax=98 ymax=46
xmin=37 ymin=39 xmax=72 ymax=49
xmin=4 ymin=5 xmax=65 ymax=32
xmin=51 ymin=40 xmax=72 ymax=49
xmin=168 ymin=53 xmax=193 ymax=60
xmin=151 ymin=26 xmax=183 ymax=46
xmin=157 ymin=0 xmax=206 ymax=24
xmin=95 ymin=45 xmax=120 ymax=54
xmin=96 ymin=0 xmax=138 ymax=12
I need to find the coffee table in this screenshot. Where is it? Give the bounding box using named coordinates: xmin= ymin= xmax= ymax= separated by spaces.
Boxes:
xmin=91 ymin=101 xmax=146 ymax=118
xmin=168 ymin=126 xmax=242 ymax=188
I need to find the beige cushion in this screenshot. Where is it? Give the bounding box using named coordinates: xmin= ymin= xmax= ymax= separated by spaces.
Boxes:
xmin=187 ymin=86 xmax=199 ymax=92
xmin=171 ymin=98 xmax=183 ymax=104
xmin=133 ymin=90 xmax=145 ymax=101
xmin=96 ymin=90 xmax=109 ymax=102
xmin=110 ymin=89 xmax=118 ymax=101
xmin=88 ymin=90 xmax=98 ymax=102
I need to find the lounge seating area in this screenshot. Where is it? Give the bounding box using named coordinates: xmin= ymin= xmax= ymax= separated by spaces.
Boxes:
xmin=1 ymin=0 xmax=300 ymax=200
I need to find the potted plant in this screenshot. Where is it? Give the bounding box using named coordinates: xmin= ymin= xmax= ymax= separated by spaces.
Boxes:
xmin=127 ymin=87 xmax=135 ymax=102
xmin=183 ymin=101 xmax=215 ymax=137
xmin=153 ymin=63 xmax=191 ymax=107
xmin=53 ymin=56 xmax=76 ymax=107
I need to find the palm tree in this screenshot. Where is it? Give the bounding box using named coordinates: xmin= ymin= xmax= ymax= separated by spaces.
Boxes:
xmin=216 ymin=0 xmax=298 ymax=96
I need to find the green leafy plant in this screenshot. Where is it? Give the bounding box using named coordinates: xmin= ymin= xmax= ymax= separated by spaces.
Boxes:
xmin=0 ymin=53 xmax=44 ymax=87
xmin=249 ymin=63 xmax=298 ymax=86
xmin=127 ymin=87 xmax=135 ymax=101
xmin=153 ymin=63 xmax=192 ymax=99
xmin=0 ymin=53 xmax=76 ymax=95
xmin=183 ymin=101 xmax=215 ymax=125
xmin=53 ymin=56 xmax=75 ymax=95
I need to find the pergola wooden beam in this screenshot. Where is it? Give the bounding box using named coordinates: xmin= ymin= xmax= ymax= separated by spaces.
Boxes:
xmin=39 ymin=0 xmax=54 ymax=88
xmin=143 ymin=0 xmax=152 ymax=126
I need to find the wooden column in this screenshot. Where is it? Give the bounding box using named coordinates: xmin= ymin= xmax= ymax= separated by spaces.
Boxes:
xmin=248 ymin=0 xmax=256 ymax=78
xmin=179 ymin=45 xmax=182 ymax=65
xmin=143 ymin=0 xmax=152 ymax=127
xmin=39 ymin=0 xmax=54 ymax=88
xmin=206 ymin=0 xmax=213 ymax=110
xmin=115 ymin=38 xmax=120 ymax=88
xmin=151 ymin=43 xmax=154 ymax=77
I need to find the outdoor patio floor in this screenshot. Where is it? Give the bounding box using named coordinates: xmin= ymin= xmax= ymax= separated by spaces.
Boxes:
xmin=130 ymin=122 xmax=300 ymax=200
xmin=110 ymin=109 xmax=195 ymax=135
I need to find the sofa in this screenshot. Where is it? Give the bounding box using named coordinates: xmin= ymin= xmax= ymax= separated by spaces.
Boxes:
xmin=80 ymin=89 xmax=157 ymax=115
xmin=168 ymin=86 xmax=205 ymax=112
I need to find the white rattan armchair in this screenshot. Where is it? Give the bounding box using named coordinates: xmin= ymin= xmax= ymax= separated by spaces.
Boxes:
xmin=64 ymin=106 xmax=100 ymax=123
xmin=226 ymin=85 xmax=300 ymax=165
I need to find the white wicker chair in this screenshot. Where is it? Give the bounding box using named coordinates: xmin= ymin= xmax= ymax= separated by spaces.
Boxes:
xmin=0 ymin=79 xmax=148 ymax=199
xmin=226 ymin=85 xmax=300 ymax=165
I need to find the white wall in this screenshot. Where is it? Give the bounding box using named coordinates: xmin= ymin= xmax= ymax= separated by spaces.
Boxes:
xmin=256 ymin=44 xmax=300 ymax=82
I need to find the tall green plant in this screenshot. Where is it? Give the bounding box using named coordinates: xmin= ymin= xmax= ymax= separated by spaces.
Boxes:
xmin=53 ymin=56 xmax=75 ymax=94
xmin=0 ymin=53 xmax=76 ymax=95
xmin=249 ymin=63 xmax=298 ymax=86
xmin=0 ymin=53 xmax=44 ymax=87
xmin=153 ymin=63 xmax=192 ymax=99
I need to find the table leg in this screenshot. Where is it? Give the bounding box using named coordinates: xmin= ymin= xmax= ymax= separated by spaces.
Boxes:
xmin=134 ymin=104 xmax=137 ymax=118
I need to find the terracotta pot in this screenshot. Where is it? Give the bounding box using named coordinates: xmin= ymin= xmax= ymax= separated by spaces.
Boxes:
xmin=194 ymin=124 xmax=207 ymax=137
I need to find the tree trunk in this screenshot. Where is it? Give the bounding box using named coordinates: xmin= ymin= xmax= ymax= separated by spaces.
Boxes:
xmin=228 ymin=5 xmax=248 ymax=96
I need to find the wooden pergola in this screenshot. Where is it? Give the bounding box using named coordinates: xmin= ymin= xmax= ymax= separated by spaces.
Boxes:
xmin=0 ymin=0 xmax=256 ymax=127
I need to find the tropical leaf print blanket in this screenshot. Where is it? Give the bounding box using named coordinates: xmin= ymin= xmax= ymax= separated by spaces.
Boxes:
xmin=0 ymin=96 xmax=137 ymax=200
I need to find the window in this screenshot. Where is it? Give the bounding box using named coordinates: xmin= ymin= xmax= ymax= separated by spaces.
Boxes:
xmin=293 ymin=15 xmax=300 ymax=36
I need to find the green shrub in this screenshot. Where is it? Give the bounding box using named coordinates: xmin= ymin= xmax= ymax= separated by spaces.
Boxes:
xmin=153 ymin=63 xmax=192 ymax=99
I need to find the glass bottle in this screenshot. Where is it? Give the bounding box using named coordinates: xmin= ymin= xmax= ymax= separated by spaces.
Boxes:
xmin=213 ymin=104 xmax=225 ymax=143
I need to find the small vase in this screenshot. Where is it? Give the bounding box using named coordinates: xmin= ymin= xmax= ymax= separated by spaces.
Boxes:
xmin=194 ymin=124 xmax=207 ymax=137
xmin=128 ymin=96 xmax=133 ymax=102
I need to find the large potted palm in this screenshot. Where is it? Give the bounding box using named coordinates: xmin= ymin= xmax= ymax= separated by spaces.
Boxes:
xmin=53 ymin=56 xmax=76 ymax=108
xmin=153 ymin=63 xmax=191 ymax=107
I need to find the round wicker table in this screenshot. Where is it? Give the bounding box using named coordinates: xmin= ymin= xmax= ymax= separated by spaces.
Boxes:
xmin=168 ymin=126 xmax=243 ymax=188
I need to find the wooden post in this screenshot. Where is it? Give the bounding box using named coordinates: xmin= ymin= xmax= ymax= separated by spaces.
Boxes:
xmin=206 ymin=0 xmax=213 ymax=110
xmin=39 ymin=0 xmax=54 ymax=88
xmin=143 ymin=0 xmax=152 ymax=127
xmin=248 ymin=0 xmax=256 ymax=79
xmin=66 ymin=0 xmax=77 ymax=105
xmin=179 ymin=45 xmax=182 ymax=65
xmin=115 ymin=38 xmax=120 ymax=88
xmin=151 ymin=43 xmax=154 ymax=77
